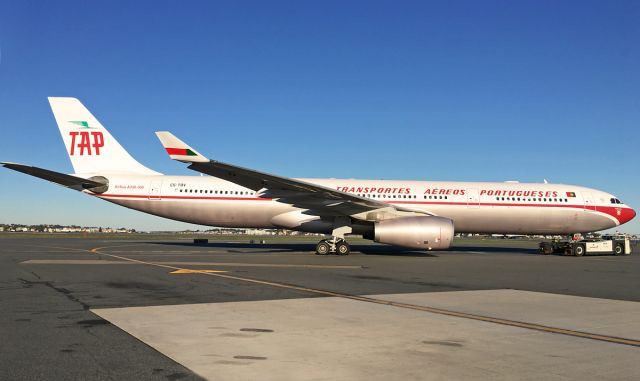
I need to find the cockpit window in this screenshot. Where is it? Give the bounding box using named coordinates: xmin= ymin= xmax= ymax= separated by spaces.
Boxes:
xmin=611 ymin=198 xmax=623 ymax=204
xmin=611 ymin=198 xmax=616 ymax=204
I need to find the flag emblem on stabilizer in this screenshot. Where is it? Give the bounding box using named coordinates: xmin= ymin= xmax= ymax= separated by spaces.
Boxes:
xmin=165 ymin=148 xmax=198 ymax=156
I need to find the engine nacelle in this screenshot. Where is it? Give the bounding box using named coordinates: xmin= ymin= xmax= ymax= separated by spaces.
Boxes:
xmin=374 ymin=216 xmax=454 ymax=250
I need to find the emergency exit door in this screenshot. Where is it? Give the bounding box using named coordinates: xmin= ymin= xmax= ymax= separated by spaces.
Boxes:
xmin=582 ymin=192 xmax=596 ymax=211
xmin=466 ymin=188 xmax=480 ymax=209
xmin=149 ymin=180 xmax=162 ymax=200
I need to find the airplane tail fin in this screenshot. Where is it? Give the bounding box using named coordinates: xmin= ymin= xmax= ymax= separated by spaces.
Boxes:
xmin=48 ymin=97 xmax=160 ymax=175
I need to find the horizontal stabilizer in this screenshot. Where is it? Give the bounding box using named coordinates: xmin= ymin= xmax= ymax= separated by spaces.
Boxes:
xmin=2 ymin=162 xmax=107 ymax=192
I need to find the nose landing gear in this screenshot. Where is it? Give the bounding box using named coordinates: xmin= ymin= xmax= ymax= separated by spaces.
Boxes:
xmin=315 ymin=237 xmax=351 ymax=255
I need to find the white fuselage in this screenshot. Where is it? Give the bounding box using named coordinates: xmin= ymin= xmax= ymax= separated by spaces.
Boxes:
xmin=92 ymin=175 xmax=635 ymax=235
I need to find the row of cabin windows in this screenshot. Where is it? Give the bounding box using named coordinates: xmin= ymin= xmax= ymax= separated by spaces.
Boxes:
xmin=496 ymin=197 xmax=569 ymax=203
xmin=356 ymin=194 xmax=418 ymax=199
xmin=173 ymin=188 xmax=579 ymax=204
xmin=177 ymin=189 xmax=255 ymax=196
xmin=355 ymin=194 xmax=449 ymax=200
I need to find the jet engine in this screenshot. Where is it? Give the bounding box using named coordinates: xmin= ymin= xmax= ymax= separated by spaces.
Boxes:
xmin=85 ymin=176 xmax=109 ymax=194
xmin=373 ymin=216 xmax=454 ymax=250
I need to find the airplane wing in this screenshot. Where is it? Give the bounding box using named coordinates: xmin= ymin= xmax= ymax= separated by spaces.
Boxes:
xmin=155 ymin=132 xmax=433 ymax=220
xmin=1 ymin=162 xmax=107 ymax=192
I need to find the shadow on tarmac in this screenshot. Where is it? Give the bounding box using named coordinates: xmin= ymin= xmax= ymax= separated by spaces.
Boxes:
xmin=144 ymin=241 xmax=544 ymax=256
xmin=144 ymin=241 xmax=439 ymax=257
xmin=451 ymin=246 xmax=539 ymax=255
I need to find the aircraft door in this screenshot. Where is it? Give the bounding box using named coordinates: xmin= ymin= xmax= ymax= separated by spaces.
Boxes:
xmin=466 ymin=188 xmax=480 ymax=209
xmin=582 ymin=192 xmax=595 ymax=211
xmin=149 ymin=180 xmax=162 ymax=200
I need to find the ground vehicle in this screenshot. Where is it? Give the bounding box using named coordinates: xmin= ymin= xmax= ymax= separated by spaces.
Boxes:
xmin=539 ymin=235 xmax=632 ymax=256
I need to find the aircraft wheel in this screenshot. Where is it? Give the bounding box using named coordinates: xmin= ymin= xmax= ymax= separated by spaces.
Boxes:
xmin=316 ymin=241 xmax=331 ymax=255
xmin=336 ymin=241 xmax=350 ymax=256
xmin=614 ymin=243 xmax=624 ymax=256
xmin=574 ymin=244 xmax=585 ymax=257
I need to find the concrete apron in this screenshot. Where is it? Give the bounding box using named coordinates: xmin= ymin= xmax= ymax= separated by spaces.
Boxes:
xmin=93 ymin=290 xmax=640 ymax=381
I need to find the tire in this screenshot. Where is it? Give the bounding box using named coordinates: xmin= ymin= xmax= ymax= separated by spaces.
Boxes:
xmin=315 ymin=241 xmax=330 ymax=255
xmin=336 ymin=241 xmax=350 ymax=256
xmin=574 ymin=244 xmax=585 ymax=257
xmin=614 ymin=243 xmax=624 ymax=256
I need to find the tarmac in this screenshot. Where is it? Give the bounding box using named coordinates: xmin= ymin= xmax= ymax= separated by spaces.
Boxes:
xmin=1 ymin=237 xmax=639 ymax=380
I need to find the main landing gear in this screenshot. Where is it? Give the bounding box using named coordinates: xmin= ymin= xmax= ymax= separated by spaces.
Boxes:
xmin=315 ymin=237 xmax=350 ymax=256
xmin=316 ymin=217 xmax=352 ymax=256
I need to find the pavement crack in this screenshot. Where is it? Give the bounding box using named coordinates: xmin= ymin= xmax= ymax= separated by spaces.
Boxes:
xmin=29 ymin=270 xmax=42 ymax=280
xmin=19 ymin=278 xmax=90 ymax=310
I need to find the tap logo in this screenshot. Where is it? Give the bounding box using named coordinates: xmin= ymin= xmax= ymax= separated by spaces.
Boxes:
xmin=68 ymin=121 xmax=104 ymax=155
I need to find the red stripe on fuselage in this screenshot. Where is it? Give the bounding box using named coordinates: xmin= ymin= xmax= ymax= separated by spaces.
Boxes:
xmin=97 ymin=193 xmax=273 ymax=201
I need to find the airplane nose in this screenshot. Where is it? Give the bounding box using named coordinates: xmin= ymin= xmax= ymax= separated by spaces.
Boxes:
xmin=619 ymin=207 xmax=636 ymax=224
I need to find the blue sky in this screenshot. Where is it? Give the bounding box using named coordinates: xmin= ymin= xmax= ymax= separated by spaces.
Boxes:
xmin=0 ymin=1 xmax=638 ymax=232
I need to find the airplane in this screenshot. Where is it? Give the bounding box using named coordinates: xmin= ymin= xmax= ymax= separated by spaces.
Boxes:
xmin=2 ymin=97 xmax=636 ymax=255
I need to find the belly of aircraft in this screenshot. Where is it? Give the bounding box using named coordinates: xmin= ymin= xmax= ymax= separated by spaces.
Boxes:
xmin=103 ymin=198 xmax=292 ymax=228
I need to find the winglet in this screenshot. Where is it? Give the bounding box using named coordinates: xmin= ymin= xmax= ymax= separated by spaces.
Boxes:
xmin=155 ymin=131 xmax=209 ymax=163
